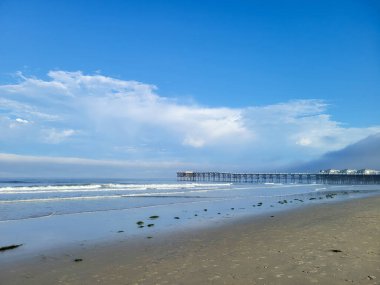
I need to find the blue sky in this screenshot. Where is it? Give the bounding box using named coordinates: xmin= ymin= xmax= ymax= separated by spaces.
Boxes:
xmin=0 ymin=0 xmax=379 ymax=177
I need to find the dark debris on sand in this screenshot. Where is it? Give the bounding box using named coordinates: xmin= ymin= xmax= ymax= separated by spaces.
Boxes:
xmin=149 ymin=215 xmax=159 ymax=220
xmin=329 ymin=249 xmax=343 ymax=253
xmin=0 ymin=244 xmax=23 ymax=252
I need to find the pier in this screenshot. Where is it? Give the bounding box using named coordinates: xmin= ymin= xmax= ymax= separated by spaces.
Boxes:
xmin=177 ymin=171 xmax=380 ymax=185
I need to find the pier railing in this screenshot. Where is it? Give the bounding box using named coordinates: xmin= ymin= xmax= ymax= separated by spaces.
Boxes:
xmin=176 ymin=172 xmax=380 ymax=185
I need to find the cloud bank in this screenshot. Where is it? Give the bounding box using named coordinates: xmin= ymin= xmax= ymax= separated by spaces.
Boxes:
xmin=0 ymin=70 xmax=379 ymax=176
xmin=293 ymin=133 xmax=380 ymax=172
xmin=0 ymin=153 xmax=189 ymax=178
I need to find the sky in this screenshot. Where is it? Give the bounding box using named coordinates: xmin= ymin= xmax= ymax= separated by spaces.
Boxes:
xmin=0 ymin=0 xmax=379 ymax=177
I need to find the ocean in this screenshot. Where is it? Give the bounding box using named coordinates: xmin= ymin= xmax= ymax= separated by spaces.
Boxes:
xmin=1 ymin=178 xmax=379 ymax=259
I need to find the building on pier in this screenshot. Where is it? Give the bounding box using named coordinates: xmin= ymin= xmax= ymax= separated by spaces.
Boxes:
xmin=319 ymin=168 xmax=380 ymax=175
xmin=357 ymin=169 xmax=379 ymax=175
xmin=319 ymin=169 xmax=341 ymax=174
xmin=340 ymin=169 xmax=357 ymax=174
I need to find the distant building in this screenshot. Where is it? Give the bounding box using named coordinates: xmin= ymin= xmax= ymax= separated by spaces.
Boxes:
xmin=357 ymin=169 xmax=378 ymax=175
xmin=320 ymin=169 xmax=340 ymax=174
xmin=320 ymin=168 xmax=379 ymax=175
xmin=340 ymin=169 xmax=357 ymax=174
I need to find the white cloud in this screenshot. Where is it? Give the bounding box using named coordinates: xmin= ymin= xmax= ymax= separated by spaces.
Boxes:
xmin=8 ymin=117 xmax=30 ymax=129
xmin=0 ymin=70 xmax=379 ymax=169
xmin=42 ymin=128 xmax=77 ymax=144
xmin=15 ymin=118 xmax=29 ymax=124
xmin=183 ymin=136 xmax=206 ymax=148
xmin=0 ymin=98 xmax=58 ymax=121
xmin=1 ymin=71 xmax=251 ymax=147
xmin=296 ymin=137 xmax=312 ymax=146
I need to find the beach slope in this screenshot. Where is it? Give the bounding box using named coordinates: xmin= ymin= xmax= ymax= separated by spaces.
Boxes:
xmin=1 ymin=196 xmax=379 ymax=285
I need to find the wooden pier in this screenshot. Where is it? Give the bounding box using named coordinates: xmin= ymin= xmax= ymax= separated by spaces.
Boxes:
xmin=177 ymin=171 xmax=380 ymax=185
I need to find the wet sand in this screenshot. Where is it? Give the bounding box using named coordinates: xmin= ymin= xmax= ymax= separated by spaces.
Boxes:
xmin=1 ymin=196 xmax=379 ymax=285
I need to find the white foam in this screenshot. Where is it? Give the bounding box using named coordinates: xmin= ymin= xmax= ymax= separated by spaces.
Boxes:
xmin=0 ymin=184 xmax=103 ymax=192
xmin=0 ymin=182 xmax=232 ymax=194
xmin=0 ymin=195 xmax=123 ymax=203
xmin=315 ymin=187 xmax=327 ymax=191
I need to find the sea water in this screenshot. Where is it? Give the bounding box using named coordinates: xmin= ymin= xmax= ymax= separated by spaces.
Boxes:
xmin=0 ymin=178 xmax=379 ymax=260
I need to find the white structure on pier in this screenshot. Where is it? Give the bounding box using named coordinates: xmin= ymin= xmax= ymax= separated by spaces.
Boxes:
xmin=319 ymin=168 xmax=380 ymax=175
xmin=357 ymin=169 xmax=379 ymax=175
xmin=319 ymin=169 xmax=340 ymax=174
xmin=340 ymin=169 xmax=357 ymax=174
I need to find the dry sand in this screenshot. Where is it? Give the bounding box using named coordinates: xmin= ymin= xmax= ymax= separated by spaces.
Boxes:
xmin=1 ymin=196 xmax=379 ymax=285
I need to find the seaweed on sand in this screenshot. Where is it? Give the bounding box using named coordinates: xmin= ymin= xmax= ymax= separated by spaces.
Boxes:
xmin=329 ymin=249 xmax=342 ymax=253
xmin=0 ymin=244 xmax=23 ymax=252
xmin=149 ymin=215 xmax=159 ymax=220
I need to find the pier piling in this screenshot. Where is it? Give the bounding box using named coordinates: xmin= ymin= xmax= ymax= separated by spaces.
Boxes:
xmin=176 ymin=171 xmax=380 ymax=185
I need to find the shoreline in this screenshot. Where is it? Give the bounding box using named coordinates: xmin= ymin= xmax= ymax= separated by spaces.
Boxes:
xmin=1 ymin=194 xmax=380 ymax=284
xmin=1 ymin=186 xmax=377 ymax=264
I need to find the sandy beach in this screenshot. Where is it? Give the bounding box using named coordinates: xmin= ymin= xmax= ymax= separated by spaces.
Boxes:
xmin=1 ymin=195 xmax=379 ymax=285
